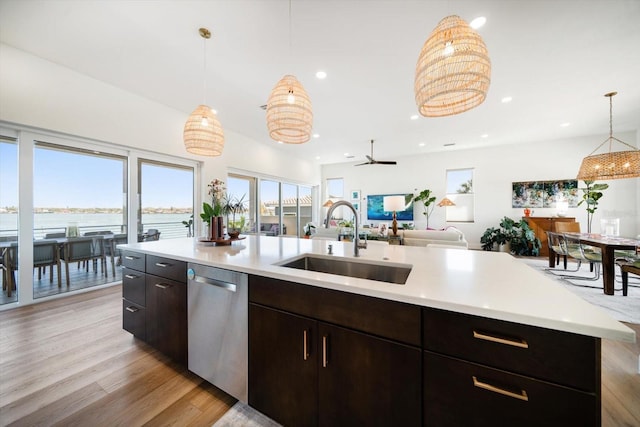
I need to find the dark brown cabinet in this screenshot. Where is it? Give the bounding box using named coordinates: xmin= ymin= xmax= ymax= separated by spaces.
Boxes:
xmin=122 ymin=251 xmax=146 ymax=340
xmin=121 ymin=250 xmax=187 ymax=365
xmin=249 ymin=276 xmax=422 ymax=427
xmin=423 ymin=307 xmax=600 ymax=426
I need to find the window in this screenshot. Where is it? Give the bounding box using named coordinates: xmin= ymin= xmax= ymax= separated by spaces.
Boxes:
xmin=445 ymin=168 xmax=474 ymax=222
xmin=227 ymin=174 xmax=256 ymax=234
xmin=138 ymin=159 xmax=194 ymax=240
xmin=0 ymin=137 xmax=18 ymax=305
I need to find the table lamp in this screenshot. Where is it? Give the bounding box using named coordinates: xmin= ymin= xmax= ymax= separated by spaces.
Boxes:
xmin=383 ymin=195 xmax=406 ymax=236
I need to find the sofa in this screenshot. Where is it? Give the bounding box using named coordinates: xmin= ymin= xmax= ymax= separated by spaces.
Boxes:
xmin=396 ymin=228 xmax=468 ymax=249
xmin=259 ymin=223 xmax=286 ymax=236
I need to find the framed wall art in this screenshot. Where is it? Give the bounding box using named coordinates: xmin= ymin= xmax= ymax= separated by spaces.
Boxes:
xmin=512 ymin=180 xmax=579 ymax=208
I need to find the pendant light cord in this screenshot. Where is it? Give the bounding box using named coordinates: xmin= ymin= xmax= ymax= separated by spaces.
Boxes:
xmin=202 ymin=35 xmax=207 ymax=105
xmin=608 ymin=93 xmax=613 ymax=151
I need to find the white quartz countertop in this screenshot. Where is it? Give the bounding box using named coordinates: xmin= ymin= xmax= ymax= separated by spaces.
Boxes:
xmin=119 ymin=236 xmax=635 ymax=342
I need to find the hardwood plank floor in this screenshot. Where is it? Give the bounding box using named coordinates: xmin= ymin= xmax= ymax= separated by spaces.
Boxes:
xmin=0 ymin=285 xmax=235 ymax=426
xmin=0 ymin=284 xmax=638 ymax=426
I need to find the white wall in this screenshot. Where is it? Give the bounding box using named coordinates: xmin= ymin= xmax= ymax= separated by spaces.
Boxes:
xmin=322 ymin=134 xmax=639 ymax=249
xmin=0 ymin=43 xmax=320 ymax=190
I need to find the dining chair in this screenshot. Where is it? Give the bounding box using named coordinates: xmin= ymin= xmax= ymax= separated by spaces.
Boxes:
xmin=545 ymin=231 xmax=581 ymax=272
xmin=562 ymin=233 xmax=601 ymax=281
xmin=554 ymin=222 xmax=581 ymax=234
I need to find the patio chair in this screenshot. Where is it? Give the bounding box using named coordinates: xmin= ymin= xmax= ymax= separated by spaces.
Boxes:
xmin=105 ymin=233 xmax=128 ymax=276
xmin=61 ymin=237 xmax=107 ymax=286
xmin=34 ymin=239 xmax=61 ymax=286
xmin=144 ymin=229 xmax=161 ymax=241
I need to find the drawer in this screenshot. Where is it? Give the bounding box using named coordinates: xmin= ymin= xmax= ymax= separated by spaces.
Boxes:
xmin=423 ymin=351 xmax=599 ymax=427
xmin=423 ymin=308 xmax=600 ymax=392
xmin=122 ymin=250 xmax=145 ymax=271
xmin=146 ymin=255 xmax=186 ymax=283
xmin=249 ymin=275 xmax=421 ymax=346
xmin=123 ymin=300 xmax=146 ymax=340
xmin=122 ymin=267 xmax=145 ymax=306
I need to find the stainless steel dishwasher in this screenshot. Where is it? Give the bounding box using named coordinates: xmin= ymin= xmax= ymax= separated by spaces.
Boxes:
xmin=187 ymin=263 xmax=248 ymax=402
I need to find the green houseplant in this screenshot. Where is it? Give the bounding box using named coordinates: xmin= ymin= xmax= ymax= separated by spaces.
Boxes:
xmin=481 ymin=216 xmax=541 ymax=256
xmin=577 ymin=180 xmax=609 ymax=233
xmin=413 ymin=189 xmax=437 ymax=229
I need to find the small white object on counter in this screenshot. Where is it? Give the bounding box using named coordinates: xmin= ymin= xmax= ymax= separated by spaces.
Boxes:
xmin=119 ymin=236 xmax=635 ymax=343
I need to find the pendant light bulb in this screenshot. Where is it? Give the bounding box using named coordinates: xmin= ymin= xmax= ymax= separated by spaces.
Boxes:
xmin=287 ymin=90 xmax=296 ymax=104
xmin=443 ymin=41 xmax=454 ymax=56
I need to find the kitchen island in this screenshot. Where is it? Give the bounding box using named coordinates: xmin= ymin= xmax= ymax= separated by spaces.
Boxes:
xmin=119 ymin=236 xmax=635 ymax=427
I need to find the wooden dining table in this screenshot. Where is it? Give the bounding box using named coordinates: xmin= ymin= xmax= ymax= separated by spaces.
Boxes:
xmin=552 ymin=233 xmax=639 ymax=295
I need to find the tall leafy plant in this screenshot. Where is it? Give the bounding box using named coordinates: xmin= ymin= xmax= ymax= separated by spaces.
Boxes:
xmin=413 ymin=189 xmax=437 ymax=229
xmin=577 ymin=180 xmax=609 ymax=233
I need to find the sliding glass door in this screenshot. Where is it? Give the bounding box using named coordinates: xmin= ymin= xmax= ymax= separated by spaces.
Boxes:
xmin=0 ymin=137 xmax=18 ymax=305
xmin=138 ymin=160 xmax=194 ymax=240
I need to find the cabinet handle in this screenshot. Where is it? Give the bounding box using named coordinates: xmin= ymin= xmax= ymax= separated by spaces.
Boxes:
xmin=125 ymin=306 xmax=139 ymax=313
xmin=472 ymin=376 xmax=529 ymax=401
xmin=322 ymin=335 xmax=328 ymax=368
xmin=155 ymin=283 xmax=171 ymax=289
xmin=124 ymin=274 xmax=138 ymax=279
xmin=124 ymin=255 xmax=139 ymax=260
xmin=473 ymin=330 xmax=529 ymax=349
xmin=155 ymin=262 xmax=170 ymax=268
xmin=303 ymin=329 xmax=309 ymax=361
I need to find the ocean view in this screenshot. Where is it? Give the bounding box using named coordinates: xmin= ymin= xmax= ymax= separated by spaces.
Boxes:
xmin=0 ymin=212 xmax=194 ymax=239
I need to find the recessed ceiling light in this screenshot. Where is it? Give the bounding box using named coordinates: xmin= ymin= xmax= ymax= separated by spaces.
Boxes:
xmin=470 ymin=17 xmax=487 ymax=29
xmin=316 ymin=71 xmax=327 ymax=79
xmin=501 ymin=96 xmax=513 ymax=103
xmin=419 ymin=142 xmax=425 ymax=147
xmin=480 ymin=133 xmax=489 ymax=138
xmin=344 ymin=152 xmax=350 ymax=157
xmin=277 ymin=141 xmax=283 ymax=144
xmin=211 ymin=108 xmax=218 ymax=114
xmin=560 ymin=122 xmax=571 ymax=127
xmin=313 ymin=133 xmax=320 ymax=138
xmin=315 ymin=156 xmax=321 ymax=160
xmin=410 ymin=114 xmax=419 ymax=120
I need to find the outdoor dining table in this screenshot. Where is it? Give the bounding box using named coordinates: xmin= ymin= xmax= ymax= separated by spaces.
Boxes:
xmin=561 ymin=233 xmax=640 ymax=296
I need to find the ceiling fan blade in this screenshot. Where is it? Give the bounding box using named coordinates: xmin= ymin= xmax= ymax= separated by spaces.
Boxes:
xmin=354 ymin=161 xmax=371 ymax=166
xmin=376 ymin=160 xmax=397 ymax=165
xmin=365 ymin=155 xmax=373 ymax=162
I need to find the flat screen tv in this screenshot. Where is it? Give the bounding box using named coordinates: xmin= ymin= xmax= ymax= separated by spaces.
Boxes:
xmin=366 ymin=194 xmax=414 ymax=221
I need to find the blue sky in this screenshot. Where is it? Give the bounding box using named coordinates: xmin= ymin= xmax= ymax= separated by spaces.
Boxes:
xmin=0 ymin=142 xmax=194 ymax=208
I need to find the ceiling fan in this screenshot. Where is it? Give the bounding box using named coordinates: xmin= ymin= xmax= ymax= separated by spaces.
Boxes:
xmin=355 ymin=140 xmax=397 ymax=166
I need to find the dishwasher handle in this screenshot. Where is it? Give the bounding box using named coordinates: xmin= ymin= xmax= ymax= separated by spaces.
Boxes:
xmin=187 ymin=268 xmax=237 ymax=292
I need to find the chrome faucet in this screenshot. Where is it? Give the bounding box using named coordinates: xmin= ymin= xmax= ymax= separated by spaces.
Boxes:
xmin=325 ymin=200 xmax=366 ymax=257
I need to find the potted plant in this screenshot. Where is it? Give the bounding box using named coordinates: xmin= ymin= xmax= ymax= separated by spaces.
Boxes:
xmin=182 ymin=214 xmax=193 ymax=237
xmin=303 ymin=223 xmax=316 ymax=238
xmin=413 ymin=189 xmax=437 ymax=229
xmin=226 ymin=194 xmax=247 ymax=238
xmin=577 ymin=180 xmax=608 ymax=233
xmin=481 ymin=216 xmax=541 ymax=255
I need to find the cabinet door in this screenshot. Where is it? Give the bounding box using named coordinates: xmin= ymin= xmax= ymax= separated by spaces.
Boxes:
xmin=249 ymin=304 xmax=318 ymax=427
xmin=318 ymin=323 xmax=422 ymax=427
xmin=146 ymin=274 xmax=187 ymax=364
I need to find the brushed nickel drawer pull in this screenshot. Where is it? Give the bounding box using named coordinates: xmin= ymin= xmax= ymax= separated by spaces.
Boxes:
xmin=472 ymin=376 xmax=529 ymax=401
xmin=125 ymin=306 xmax=139 ymax=313
xmin=322 ymin=335 xmax=328 ymax=368
xmin=155 ymin=283 xmax=171 ymax=289
xmin=155 ymin=262 xmax=170 ymax=268
xmin=303 ymin=330 xmax=309 ymax=361
xmin=124 ymin=255 xmax=139 ymax=260
xmin=473 ymin=330 xmax=529 ymax=349
xmin=124 ymin=274 xmax=138 ymax=279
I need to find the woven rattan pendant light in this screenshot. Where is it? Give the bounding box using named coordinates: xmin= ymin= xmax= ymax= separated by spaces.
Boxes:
xmin=265 ymin=1 xmax=313 ymax=144
xmin=577 ymin=92 xmax=640 ymax=180
xmin=414 ymin=15 xmax=491 ymax=117
xmin=184 ymin=28 xmax=225 ymax=156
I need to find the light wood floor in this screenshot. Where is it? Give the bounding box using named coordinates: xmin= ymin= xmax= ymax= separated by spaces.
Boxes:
xmin=1 ymin=285 xmax=639 ymax=426
xmin=0 ymin=285 xmax=236 ymax=426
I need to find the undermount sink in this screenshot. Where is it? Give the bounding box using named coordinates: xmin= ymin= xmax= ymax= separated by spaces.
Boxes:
xmin=277 ymin=254 xmax=412 ymax=285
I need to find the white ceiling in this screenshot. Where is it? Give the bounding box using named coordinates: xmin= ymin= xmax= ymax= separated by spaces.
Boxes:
xmin=1 ymin=0 xmax=639 ymax=165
